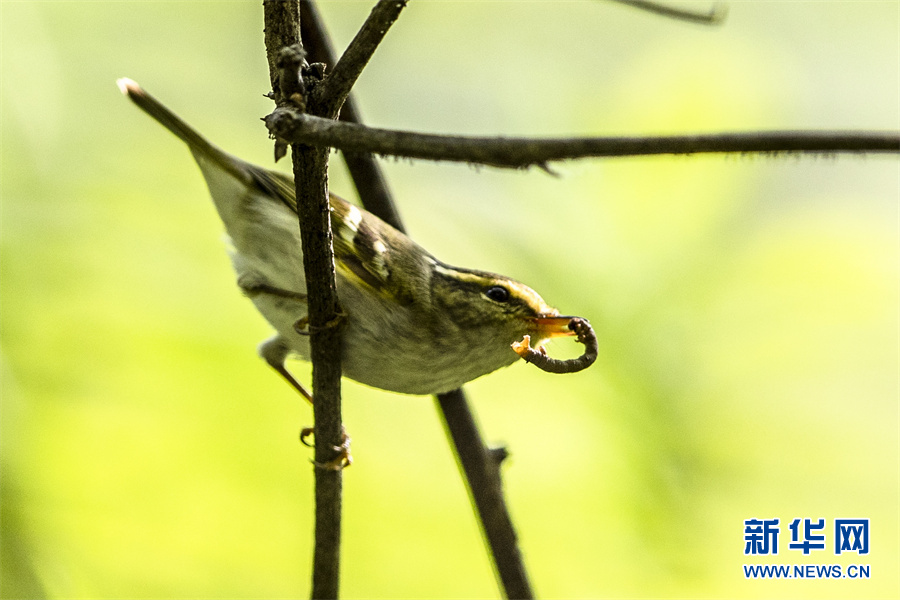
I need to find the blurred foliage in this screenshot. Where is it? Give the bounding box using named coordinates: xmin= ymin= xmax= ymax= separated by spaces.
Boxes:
xmin=1 ymin=2 xmax=898 ymax=599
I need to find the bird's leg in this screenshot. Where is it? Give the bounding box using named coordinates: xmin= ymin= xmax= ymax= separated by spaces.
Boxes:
xmin=258 ymin=335 xmax=313 ymax=403
xmin=293 ymin=313 xmax=348 ymax=336
xmin=243 ymin=272 xmax=352 ymax=469
xmin=239 ymin=273 xmax=314 ymax=401
xmin=258 ymin=333 xmax=351 ymax=470
xmin=286 ymin=319 xmax=352 ymax=470
xmin=238 ymin=273 xmax=308 ymax=302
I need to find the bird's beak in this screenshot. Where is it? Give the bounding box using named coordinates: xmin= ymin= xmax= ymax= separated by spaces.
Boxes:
xmin=531 ymin=314 xmax=577 ymax=338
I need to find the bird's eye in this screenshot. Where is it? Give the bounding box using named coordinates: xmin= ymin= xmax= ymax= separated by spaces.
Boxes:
xmin=485 ymin=286 xmax=510 ymax=303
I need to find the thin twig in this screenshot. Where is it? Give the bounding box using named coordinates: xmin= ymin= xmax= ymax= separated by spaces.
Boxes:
xmin=311 ymin=0 xmax=408 ymax=119
xmin=607 ymin=0 xmax=727 ymax=25
xmin=297 ymin=3 xmax=535 ymax=597
xmin=263 ymin=3 xmax=345 ymax=599
xmin=299 ymin=0 xmax=405 ymax=230
xmin=265 ymin=109 xmax=900 ymax=167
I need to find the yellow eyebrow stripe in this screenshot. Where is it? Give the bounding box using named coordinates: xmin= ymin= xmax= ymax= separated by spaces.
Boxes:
xmin=432 ymin=264 xmax=552 ymax=311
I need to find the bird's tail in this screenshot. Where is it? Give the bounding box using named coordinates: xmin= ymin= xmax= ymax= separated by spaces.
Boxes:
xmin=117 ymin=77 xmax=251 ymax=183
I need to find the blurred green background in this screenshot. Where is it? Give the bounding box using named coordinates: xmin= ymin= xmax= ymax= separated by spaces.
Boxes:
xmin=2 ymin=1 xmax=898 ymax=598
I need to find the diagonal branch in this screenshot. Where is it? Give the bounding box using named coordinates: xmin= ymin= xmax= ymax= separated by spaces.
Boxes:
xmin=435 ymin=390 xmax=535 ymax=599
xmin=299 ymin=0 xmax=405 ymax=231
xmin=311 ymin=0 xmax=408 ymax=119
xmin=265 ymin=108 xmax=900 ymax=167
xmin=607 ymin=0 xmax=727 ymax=25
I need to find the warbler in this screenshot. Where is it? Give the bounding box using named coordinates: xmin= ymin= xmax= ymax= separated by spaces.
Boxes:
xmin=118 ymin=78 xmax=578 ymax=398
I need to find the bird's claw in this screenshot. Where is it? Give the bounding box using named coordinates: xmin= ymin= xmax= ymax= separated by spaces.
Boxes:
xmin=293 ymin=312 xmax=347 ymax=336
xmin=300 ymin=426 xmax=352 ymax=470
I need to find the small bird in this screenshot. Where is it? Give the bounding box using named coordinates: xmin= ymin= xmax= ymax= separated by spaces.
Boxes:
xmin=118 ymin=78 xmax=577 ymax=400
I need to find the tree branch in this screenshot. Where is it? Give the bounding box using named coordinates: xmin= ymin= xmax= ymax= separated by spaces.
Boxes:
xmin=297 ymin=4 xmax=535 ymax=598
xmin=265 ymin=108 xmax=900 ymax=167
xmin=263 ymin=0 xmax=302 ymax=96
xmin=607 ymin=0 xmax=727 ymax=25
xmin=436 ymin=391 xmax=535 ymax=599
xmin=299 ymin=0 xmax=405 ymax=231
xmin=263 ymin=3 xmax=345 ymax=599
xmin=293 ymin=142 xmax=345 ymax=600
xmin=311 ymin=0 xmax=408 ymax=120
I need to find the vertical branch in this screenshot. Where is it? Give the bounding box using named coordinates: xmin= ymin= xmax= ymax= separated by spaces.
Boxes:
xmin=263 ymin=2 xmax=344 ymax=599
xmin=299 ymin=3 xmax=535 ymax=598
xmin=263 ymin=0 xmax=301 ymax=94
xmin=293 ymin=143 xmax=344 ymax=600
